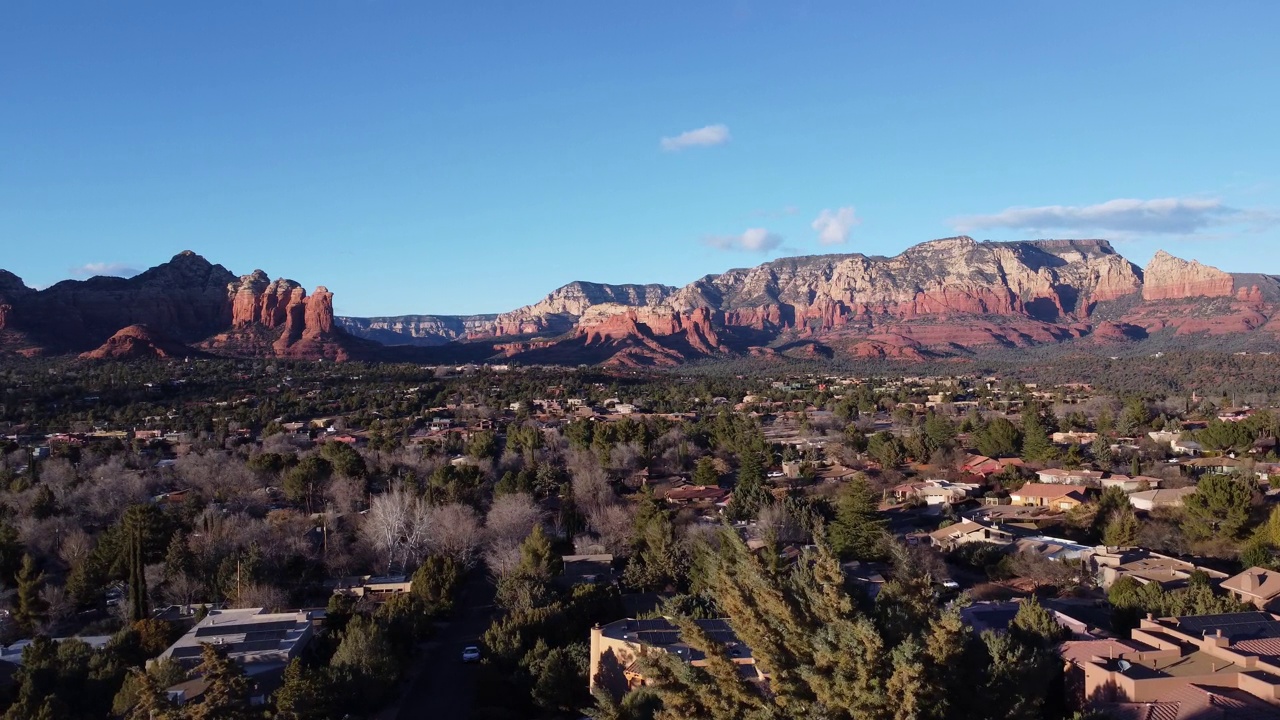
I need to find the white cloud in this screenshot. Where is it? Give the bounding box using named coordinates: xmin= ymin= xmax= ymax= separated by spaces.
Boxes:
xmin=70 ymin=262 xmax=140 ymax=278
xmin=951 ymin=197 xmax=1268 ymax=235
xmin=811 ymin=206 xmax=861 ymax=245
xmin=705 ymin=228 xmax=783 ymax=253
xmin=660 ymin=124 xmax=730 ymax=152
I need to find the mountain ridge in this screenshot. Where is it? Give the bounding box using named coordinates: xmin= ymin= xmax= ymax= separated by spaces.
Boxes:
xmin=4 ymin=237 xmax=1279 ymax=365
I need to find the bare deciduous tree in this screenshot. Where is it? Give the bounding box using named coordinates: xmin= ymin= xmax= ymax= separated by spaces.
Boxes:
xmin=424 ymin=503 xmax=482 ymax=568
xmin=587 ymin=504 xmax=635 ymax=556
xmin=483 ymin=492 xmax=541 ymax=577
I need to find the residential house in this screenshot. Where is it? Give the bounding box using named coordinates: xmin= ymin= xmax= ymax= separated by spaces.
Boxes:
xmin=1009 ymin=483 xmax=1089 ymax=511
xmin=559 ymin=554 xmax=615 ymax=587
xmin=1170 ymin=438 xmax=1204 ymax=456
xmin=1090 ymin=547 xmax=1228 ymax=590
xmin=589 ymin=618 xmax=764 ymax=699
xmin=1099 ymin=474 xmax=1161 ymax=493
xmin=661 ymin=485 xmax=730 ymax=506
xmin=1222 ymin=567 xmax=1280 ymax=612
xmin=1128 ymin=486 xmax=1197 ymax=511
xmin=1070 ymin=612 xmax=1280 ymax=716
xmin=154 ymin=607 xmax=315 ymax=706
xmin=1182 ymin=456 xmax=1245 ymax=475
xmin=927 ymin=519 xmax=1016 ymax=551
xmin=1051 ymin=431 xmax=1099 ymax=445
xmin=1036 ymin=468 xmax=1105 ymax=485
xmin=896 ymin=479 xmax=980 ymax=506
xmin=333 ymin=575 xmax=412 ymax=599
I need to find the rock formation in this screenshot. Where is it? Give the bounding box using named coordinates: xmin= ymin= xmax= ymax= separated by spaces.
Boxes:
xmin=1141 ymin=250 xmax=1234 ymax=301
xmin=0 ymin=252 xmax=364 ymax=361
xmin=80 ymin=324 xmax=201 ymax=360
xmin=9 ymin=238 xmax=1280 ymax=366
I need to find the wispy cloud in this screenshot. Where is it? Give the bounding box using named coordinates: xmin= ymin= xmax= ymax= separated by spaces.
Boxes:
xmin=951 ymin=197 xmax=1273 ymax=235
xmin=660 ymin=124 xmax=730 ymax=152
xmin=70 ymin=262 xmax=140 ymax=278
xmin=705 ymin=228 xmax=783 ymax=253
xmin=812 ymin=206 xmax=861 ymax=245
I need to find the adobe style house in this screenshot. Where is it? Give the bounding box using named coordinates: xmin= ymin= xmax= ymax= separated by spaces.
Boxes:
xmin=1066 ymin=612 xmax=1280 ymax=716
xmin=589 ymin=618 xmax=764 ymax=699
xmin=1127 ymin=487 xmax=1197 ymax=512
xmin=927 ymin=519 xmax=1015 ymax=551
xmin=1223 ymin=567 xmax=1280 ymax=612
xmin=1009 ymin=483 xmax=1088 ymax=511
xmin=1090 ymin=547 xmax=1229 ymax=591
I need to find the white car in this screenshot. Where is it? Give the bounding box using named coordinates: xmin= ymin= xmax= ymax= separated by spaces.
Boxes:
xmin=461 ymin=646 xmax=481 ymax=663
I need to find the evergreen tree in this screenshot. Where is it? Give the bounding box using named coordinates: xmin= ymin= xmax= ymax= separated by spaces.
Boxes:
xmin=829 ymin=477 xmax=887 ymax=561
xmin=189 ymin=644 xmax=252 ymax=720
xmin=1102 ymin=507 xmax=1140 ymax=547
xmin=1020 ymin=407 xmax=1056 ymax=462
xmin=728 ymin=451 xmax=770 ymax=521
xmin=1183 ymin=474 xmax=1253 ymax=540
xmin=974 ymin=418 xmax=1020 ymax=459
xmin=13 ymin=553 xmax=46 ymax=635
xmin=519 ymin=525 xmax=562 ymax=579
xmin=692 ymin=456 xmax=720 ymax=486
xmin=0 ymin=520 xmax=24 ymax=588
xmin=274 ymin=658 xmax=336 ymax=719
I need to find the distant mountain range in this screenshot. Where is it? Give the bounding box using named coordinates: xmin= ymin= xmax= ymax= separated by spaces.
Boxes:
xmin=3 ymin=237 xmax=1279 ymax=365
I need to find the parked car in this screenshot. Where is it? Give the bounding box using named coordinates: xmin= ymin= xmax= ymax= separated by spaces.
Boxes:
xmin=462 ymin=645 xmax=481 ymax=663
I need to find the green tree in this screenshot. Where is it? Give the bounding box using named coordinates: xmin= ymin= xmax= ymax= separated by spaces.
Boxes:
xmin=320 ymin=441 xmax=366 ymax=478
xmin=188 ymin=644 xmax=252 ymax=720
xmin=692 ymin=456 xmax=720 ymax=487
xmin=867 ymin=431 xmax=905 ymax=468
xmin=331 ymin=615 xmax=399 ymax=708
xmin=1183 ymin=474 xmax=1253 ymax=540
xmin=1020 ymin=408 xmax=1056 ymax=462
xmin=1091 ymin=436 xmax=1113 ymax=467
xmin=0 ymin=519 xmax=24 ymax=587
xmin=274 ymin=658 xmax=336 ymax=719
xmin=519 ymin=525 xmax=562 ymax=579
xmin=283 ymin=456 xmax=333 ymax=514
xmin=13 ymin=554 xmax=46 ymax=635
xmin=829 ymin=476 xmax=887 ymax=561
xmin=975 ymin=418 xmax=1020 ymax=458
xmin=1102 ymin=507 xmax=1140 ymax=548
xmin=466 ymin=430 xmax=498 ymax=459
xmin=727 ymin=451 xmax=770 ymax=521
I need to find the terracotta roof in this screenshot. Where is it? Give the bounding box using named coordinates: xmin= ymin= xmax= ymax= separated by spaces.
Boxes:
xmin=1011 ymin=483 xmax=1087 ymax=501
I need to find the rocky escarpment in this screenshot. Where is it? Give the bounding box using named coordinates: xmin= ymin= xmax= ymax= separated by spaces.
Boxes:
xmin=1141 ymin=250 xmax=1235 ymax=301
xmin=0 ymin=252 xmax=364 ymax=361
xmin=336 ymin=314 xmax=499 ymax=346
xmin=347 ymin=236 xmax=1280 ymax=366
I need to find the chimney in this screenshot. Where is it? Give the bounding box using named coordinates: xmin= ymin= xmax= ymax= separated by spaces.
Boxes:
xmin=1245 ymin=571 xmax=1257 ymax=593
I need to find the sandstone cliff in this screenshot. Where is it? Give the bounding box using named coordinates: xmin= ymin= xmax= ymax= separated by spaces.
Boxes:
xmin=336 ymin=314 xmax=499 ymax=346
xmin=1141 ymin=250 xmax=1234 ymax=301
xmin=0 ymin=252 xmax=364 ymax=361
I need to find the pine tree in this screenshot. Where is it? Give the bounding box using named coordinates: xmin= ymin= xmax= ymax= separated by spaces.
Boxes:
xmin=189 ymin=644 xmax=252 ymax=720
xmin=274 ymin=659 xmax=335 ymax=719
xmin=692 ymin=456 xmax=720 ymax=486
xmin=728 ymin=451 xmax=770 ymax=521
xmin=518 ymin=525 xmax=561 ymax=579
xmin=13 ymin=554 xmax=46 ymax=635
xmin=828 ymin=476 xmax=887 ymax=561
xmin=1183 ymin=474 xmax=1253 ymax=540
xmin=124 ymin=669 xmax=179 ymax=720
xmin=1020 ymin=407 xmax=1056 ymax=462
xmin=1102 ymin=507 xmax=1140 ymax=547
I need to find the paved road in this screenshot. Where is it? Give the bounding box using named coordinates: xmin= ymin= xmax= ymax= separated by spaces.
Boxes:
xmin=394 ymin=573 xmax=498 ymax=720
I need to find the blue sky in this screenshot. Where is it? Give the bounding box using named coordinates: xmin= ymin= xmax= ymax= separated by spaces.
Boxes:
xmin=3 ymin=2 xmax=1278 ymax=316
